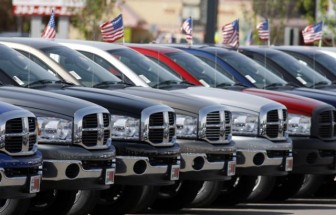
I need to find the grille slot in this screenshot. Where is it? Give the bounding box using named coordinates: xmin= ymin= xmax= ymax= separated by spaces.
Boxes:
xmin=207 ymin=111 xmax=221 ymax=125
xmin=149 ymin=112 xmax=164 ymax=126
xmin=5 ymin=136 xmax=23 ymax=153
xmin=28 ymin=117 xmax=36 ymax=132
xmin=83 ymin=114 xmax=98 ymax=128
xmin=103 ymin=113 xmax=110 ymax=127
xmin=6 ymin=118 xmax=23 ymax=133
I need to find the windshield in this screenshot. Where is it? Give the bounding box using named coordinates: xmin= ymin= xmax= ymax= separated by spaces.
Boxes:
xmin=40 ymin=46 xmax=121 ymax=87
xmin=107 ymin=48 xmax=183 ymax=88
xmin=307 ymin=52 xmax=336 ymax=76
xmin=165 ymin=51 xmax=235 ymax=87
xmin=269 ymin=52 xmax=332 ymax=88
xmin=0 ymin=45 xmax=60 ymax=86
xmin=217 ymin=51 xmax=288 ymax=88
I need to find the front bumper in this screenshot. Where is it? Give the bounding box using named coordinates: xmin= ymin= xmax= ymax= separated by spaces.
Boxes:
xmin=177 ymin=139 xmax=236 ymax=181
xmin=0 ymin=151 xmax=42 ymax=199
xmin=292 ymin=137 xmax=336 ymax=174
xmin=38 ymin=144 xmax=116 ymax=190
xmin=234 ymin=136 xmax=293 ymax=176
xmin=113 ymin=141 xmax=181 ymax=186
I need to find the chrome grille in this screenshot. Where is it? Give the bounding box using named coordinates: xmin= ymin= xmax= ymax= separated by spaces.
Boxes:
xmin=142 ymin=105 xmax=176 ymax=146
xmin=82 ymin=113 xmax=111 ymax=148
xmin=4 ymin=117 xmax=37 ymax=154
xmin=262 ymin=108 xmax=288 ymax=140
xmin=199 ymin=105 xmax=232 ymax=144
xmin=318 ymin=110 xmax=336 ymax=139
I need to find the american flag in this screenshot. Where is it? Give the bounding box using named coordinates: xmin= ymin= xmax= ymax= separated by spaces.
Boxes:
xmin=257 ymin=19 xmax=269 ymax=41
xmin=222 ymin=19 xmax=239 ymax=48
xmin=181 ymin=17 xmax=192 ymax=40
xmin=302 ymin=21 xmax=323 ymax=44
xmin=41 ymin=10 xmax=56 ymax=39
xmin=100 ymin=14 xmax=124 ymax=43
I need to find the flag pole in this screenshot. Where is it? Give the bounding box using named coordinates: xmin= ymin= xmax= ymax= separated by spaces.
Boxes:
xmin=318 ymin=20 xmax=324 ymax=47
xmin=267 ymin=18 xmax=271 ymax=47
xmin=190 ymin=16 xmax=193 ymax=46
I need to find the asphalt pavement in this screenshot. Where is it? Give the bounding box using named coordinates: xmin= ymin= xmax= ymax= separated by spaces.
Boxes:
xmin=134 ymin=198 xmax=336 ymax=215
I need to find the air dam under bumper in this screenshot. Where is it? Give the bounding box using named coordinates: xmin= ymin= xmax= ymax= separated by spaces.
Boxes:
xmin=38 ymin=144 xmax=116 ymax=190
xmin=292 ymin=137 xmax=336 ymax=174
xmin=0 ymin=151 xmax=42 ymax=199
xmin=234 ymin=136 xmax=293 ymax=176
xmin=113 ymin=141 xmax=181 ymax=186
xmin=177 ymin=140 xmax=236 ymax=181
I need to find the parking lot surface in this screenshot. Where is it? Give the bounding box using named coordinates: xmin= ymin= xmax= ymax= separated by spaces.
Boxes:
xmin=134 ymin=198 xmax=336 ymax=215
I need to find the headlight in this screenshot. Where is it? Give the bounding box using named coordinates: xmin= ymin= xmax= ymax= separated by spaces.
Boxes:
xmin=37 ymin=117 xmax=72 ymax=143
xmin=176 ymin=114 xmax=197 ymax=138
xmin=111 ymin=115 xmax=140 ymax=140
xmin=232 ymin=112 xmax=258 ymax=135
xmin=287 ymin=114 xmax=311 ymax=135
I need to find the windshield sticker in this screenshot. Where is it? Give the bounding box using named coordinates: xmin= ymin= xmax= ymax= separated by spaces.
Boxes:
xmin=13 ymin=76 xmax=25 ymax=85
xmin=139 ymin=74 xmax=151 ymax=83
xmin=199 ymin=79 xmax=210 ymax=87
xmin=49 ymin=53 xmax=60 ymax=63
xmin=69 ymin=71 xmax=82 ymax=80
xmin=296 ymin=76 xmax=307 ymax=85
xmin=245 ymin=75 xmax=256 ymax=83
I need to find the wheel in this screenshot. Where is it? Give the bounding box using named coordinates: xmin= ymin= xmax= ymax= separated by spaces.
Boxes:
xmin=314 ymin=175 xmax=336 ymax=198
xmin=26 ymin=190 xmax=78 ymax=215
xmin=150 ymin=180 xmax=204 ymax=211
xmin=293 ymin=175 xmax=325 ymax=198
xmin=67 ymin=190 xmax=100 ymax=215
xmin=266 ymin=174 xmax=306 ymax=201
xmin=247 ymin=176 xmax=276 ymax=202
xmin=91 ymin=185 xmax=158 ymax=215
xmin=212 ymin=176 xmax=259 ymax=206
xmin=190 ymin=181 xmax=222 ymax=208
xmin=0 ymin=199 xmax=30 ymax=215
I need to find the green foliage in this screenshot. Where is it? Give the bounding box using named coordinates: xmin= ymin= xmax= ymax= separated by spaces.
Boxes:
xmin=70 ymin=0 xmax=117 ymax=40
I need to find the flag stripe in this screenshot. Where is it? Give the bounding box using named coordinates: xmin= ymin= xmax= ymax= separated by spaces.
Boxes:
xmin=256 ymin=20 xmax=269 ymax=41
xmin=100 ymin=14 xmax=124 ymax=43
xmin=302 ymin=21 xmax=323 ymax=44
xmin=41 ymin=10 xmax=56 ymax=39
xmin=222 ymin=19 xmax=239 ymax=48
xmin=181 ymin=17 xmax=193 ymax=41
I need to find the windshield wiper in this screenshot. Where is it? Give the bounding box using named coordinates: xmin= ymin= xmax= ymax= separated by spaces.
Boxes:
xmin=55 ymin=80 xmax=75 ymax=86
xmin=310 ymin=81 xmax=330 ymax=88
xmin=92 ymin=81 xmax=122 ymax=88
xmin=152 ymin=80 xmax=179 ymax=88
xmin=264 ymin=83 xmax=285 ymax=89
xmin=24 ymin=79 xmax=55 ymax=88
xmin=215 ymin=82 xmax=234 ymax=88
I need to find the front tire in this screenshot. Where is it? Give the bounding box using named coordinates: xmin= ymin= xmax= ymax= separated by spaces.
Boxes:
xmin=67 ymin=190 xmax=100 ymax=215
xmin=91 ymin=185 xmax=158 ymax=215
xmin=150 ymin=180 xmax=204 ymax=211
xmin=190 ymin=181 xmax=222 ymax=208
xmin=293 ymin=175 xmax=325 ymax=198
xmin=212 ymin=176 xmax=259 ymax=206
xmin=0 ymin=199 xmax=30 ymax=215
xmin=247 ymin=176 xmax=276 ymax=202
xmin=27 ymin=190 xmax=78 ymax=215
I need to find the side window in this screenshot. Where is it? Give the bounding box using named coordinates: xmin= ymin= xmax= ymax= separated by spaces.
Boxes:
xmin=146 ymin=56 xmax=182 ymax=79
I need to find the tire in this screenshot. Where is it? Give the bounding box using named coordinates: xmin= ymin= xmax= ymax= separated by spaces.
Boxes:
xmin=27 ymin=190 xmax=78 ymax=215
xmin=67 ymin=190 xmax=100 ymax=215
xmin=314 ymin=175 xmax=336 ymax=198
xmin=0 ymin=199 xmax=30 ymax=215
xmin=266 ymin=174 xmax=306 ymax=201
xmin=212 ymin=176 xmax=259 ymax=206
xmin=247 ymin=176 xmax=276 ymax=202
xmin=91 ymin=185 xmax=158 ymax=215
xmin=293 ymin=175 xmax=325 ymax=198
xmin=150 ymin=180 xmax=204 ymax=211
xmin=190 ymin=181 xmax=222 ymax=208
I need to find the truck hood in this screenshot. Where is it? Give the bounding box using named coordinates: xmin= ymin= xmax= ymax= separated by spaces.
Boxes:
xmin=112 ymin=87 xmax=223 ymax=115
xmin=0 ymin=86 xmax=101 ymax=117
xmin=0 ymin=100 xmax=28 ymax=115
xmin=283 ymin=88 xmax=336 ymax=108
xmin=171 ymin=86 xmax=282 ymax=114
xmin=49 ymin=86 xmax=165 ymax=118
xmin=243 ymin=88 xmax=330 ymax=116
